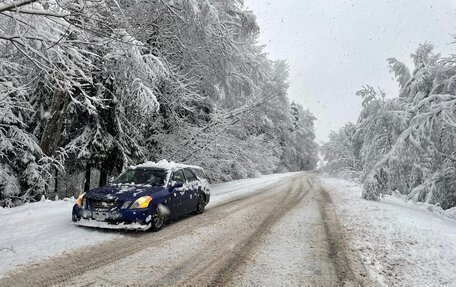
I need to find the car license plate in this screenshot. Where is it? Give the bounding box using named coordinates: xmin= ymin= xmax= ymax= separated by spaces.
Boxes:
xmin=93 ymin=212 xmax=107 ymax=221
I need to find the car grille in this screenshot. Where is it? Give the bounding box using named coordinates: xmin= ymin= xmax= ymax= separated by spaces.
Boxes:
xmin=88 ymin=199 xmax=120 ymax=210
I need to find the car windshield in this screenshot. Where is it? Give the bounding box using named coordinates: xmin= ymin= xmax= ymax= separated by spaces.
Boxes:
xmin=112 ymin=168 xmax=167 ymax=186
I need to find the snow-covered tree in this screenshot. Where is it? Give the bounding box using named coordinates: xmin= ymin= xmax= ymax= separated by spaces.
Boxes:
xmin=0 ymin=62 xmax=53 ymax=206
xmin=0 ymin=0 xmax=157 ymax=203
xmin=324 ymin=43 xmax=456 ymax=209
xmin=322 ymin=123 xmax=362 ymax=178
xmin=0 ymin=0 xmax=319 ymax=205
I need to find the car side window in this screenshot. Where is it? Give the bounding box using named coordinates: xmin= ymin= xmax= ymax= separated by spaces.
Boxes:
xmin=183 ymin=169 xmax=197 ymax=182
xmin=193 ymin=169 xmax=207 ymax=180
xmin=172 ymin=170 xmax=185 ymax=182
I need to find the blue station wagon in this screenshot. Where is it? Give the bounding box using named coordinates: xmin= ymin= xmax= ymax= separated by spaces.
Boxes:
xmin=72 ymin=161 xmax=210 ymax=231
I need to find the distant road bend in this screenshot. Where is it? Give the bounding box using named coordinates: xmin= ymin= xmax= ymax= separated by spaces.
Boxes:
xmin=0 ymin=173 xmax=372 ymax=287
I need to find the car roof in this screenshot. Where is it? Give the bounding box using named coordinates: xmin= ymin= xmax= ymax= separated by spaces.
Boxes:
xmin=130 ymin=160 xmax=203 ymax=172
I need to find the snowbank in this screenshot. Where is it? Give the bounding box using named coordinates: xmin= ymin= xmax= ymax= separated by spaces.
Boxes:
xmin=389 ymin=191 xmax=456 ymax=221
xmin=208 ymin=172 xmax=298 ymax=206
xmin=321 ymin=177 xmax=456 ymax=286
xmin=0 ymin=200 xmax=118 ymax=278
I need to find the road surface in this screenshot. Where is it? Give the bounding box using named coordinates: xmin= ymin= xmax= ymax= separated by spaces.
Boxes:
xmin=0 ymin=173 xmax=372 ymax=286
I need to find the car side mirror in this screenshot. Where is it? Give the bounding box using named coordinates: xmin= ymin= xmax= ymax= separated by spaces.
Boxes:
xmin=172 ymin=181 xmax=184 ymax=188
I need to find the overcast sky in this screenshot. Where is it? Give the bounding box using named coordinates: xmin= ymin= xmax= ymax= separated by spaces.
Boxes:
xmin=245 ymin=0 xmax=456 ymax=142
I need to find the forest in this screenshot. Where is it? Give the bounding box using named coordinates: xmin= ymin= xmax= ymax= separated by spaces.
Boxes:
xmin=322 ymin=43 xmax=456 ymax=209
xmin=0 ymin=0 xmax=318 ymax=207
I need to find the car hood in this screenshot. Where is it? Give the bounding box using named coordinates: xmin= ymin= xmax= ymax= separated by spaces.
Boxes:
xmin=85 ymin=185 xmax=165 ymax=202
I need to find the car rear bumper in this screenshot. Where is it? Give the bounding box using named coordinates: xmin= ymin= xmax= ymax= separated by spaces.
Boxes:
xmin=72 ymin=206 xmax=153 ymax=231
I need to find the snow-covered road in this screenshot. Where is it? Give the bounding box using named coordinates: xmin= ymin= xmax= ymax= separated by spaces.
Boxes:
xmin=1 ymin=172 xmax=370 ymax=286
xmin=1 ymin=173 xmax=455 ymax=286
xmin=0 ymin=172 xmax=296 ymax=279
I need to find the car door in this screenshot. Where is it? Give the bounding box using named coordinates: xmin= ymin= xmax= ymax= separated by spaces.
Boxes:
xmin=192 ymin=168 xmax=210 ymax=194
xmin=183 ymin=168 xmax=200 ymax=213
xmin=169 ymin=169 xmax=187 ymax=218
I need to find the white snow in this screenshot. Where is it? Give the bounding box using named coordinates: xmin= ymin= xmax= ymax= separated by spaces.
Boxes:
xmin=207 ymin=172 xmax=299 ymax=206
xmin=0 ymin=172 xmax=297 ymax=278
xmin=131 ymin=159 xmax=202 ymax=172
xmin=0 ymin=200 xmax=118 ymax=278
xmin=75 ymin=218 xmax=151 ymax=231
xmin=239 ymin=180 xmax=334 ymax=286
xmin=388 ymin=191 xmax=456 ymax=220
xmin=321 ymin=176 xmax=456 ymax=286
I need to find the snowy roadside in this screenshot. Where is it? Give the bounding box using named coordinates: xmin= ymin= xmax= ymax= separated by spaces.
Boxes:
xmin=321 ymin=177 xmax=456 ymax=287
xmin=0 ymin=172 xmax=297 ymax=278
xmin=208 ymin=172 xmax=300 ymax=206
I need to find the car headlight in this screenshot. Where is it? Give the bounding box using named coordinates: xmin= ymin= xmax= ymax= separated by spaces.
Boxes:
xmin=130 ymin=196 xmax=152 ymax=209
xmin=75 ymin=192 xmax=86 ymax=206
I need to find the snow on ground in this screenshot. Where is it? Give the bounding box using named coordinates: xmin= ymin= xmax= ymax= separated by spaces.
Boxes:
xmin=0 ymin=172 xmax=297 ymax=278
xmin=208 ymin=172 xmax=299 ymax=206
xmin=0 ymin=200 xmax=118 ymax=278
xmin=239 ymin=181 xmax=336 ymax=286
xmin=321 ymin=177 xmax=456 ymax=287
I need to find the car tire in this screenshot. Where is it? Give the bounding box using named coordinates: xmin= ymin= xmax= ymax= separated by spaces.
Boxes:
xmin=150 ymin=208 xmax=166 ymax=232
xmin=195 ymin=193 xmax=206 ymax=215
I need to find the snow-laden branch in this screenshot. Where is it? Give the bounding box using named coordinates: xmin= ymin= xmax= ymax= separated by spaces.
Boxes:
xmin=7 ymin=8 xmax=69 ymax=17
xmin=0 ymin=0 xmax=38 ymax=13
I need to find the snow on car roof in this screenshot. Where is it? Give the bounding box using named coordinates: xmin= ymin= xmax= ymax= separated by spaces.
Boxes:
xmin=131 ymin=159 xmax=203 ymax=171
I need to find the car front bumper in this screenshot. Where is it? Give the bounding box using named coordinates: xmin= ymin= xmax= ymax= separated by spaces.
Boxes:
xmin=72 ymin=205 xmax=154 ymax=231
xmin=74 ymin=218 xmax=151 ymax=231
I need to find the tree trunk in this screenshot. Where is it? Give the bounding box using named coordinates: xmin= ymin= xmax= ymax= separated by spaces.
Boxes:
xmin=40 ymin=92 xmax=70 ymax=156
xmin=54 ymin=168 xmax=58 ymax=197
xmin=99 ymin=169 xmax=108 ymax=187
xmin=84 ymin=163 xmax=91 ymax=192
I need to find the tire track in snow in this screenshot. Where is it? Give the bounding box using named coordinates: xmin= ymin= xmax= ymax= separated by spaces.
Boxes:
xmin=161 ymin=177 xmax=309 ymax=287
xmin=120 ymin=177 xmax=302 ymax=286
xmin=209 ymin=177 xmax=309 ymax=286
xmin=317 ymin=179 xmax=372 ymax=286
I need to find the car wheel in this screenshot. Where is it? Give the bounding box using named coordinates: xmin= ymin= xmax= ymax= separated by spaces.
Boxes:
xmin=195 ymin=193 xmax=206 ymax=215
xmin=150 ymin=208 xmax=166 ymax=232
